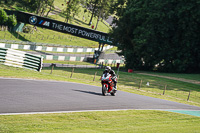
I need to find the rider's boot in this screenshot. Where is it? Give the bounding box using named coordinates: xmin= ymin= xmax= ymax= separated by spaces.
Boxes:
xmin=114 ymin=82 xmax=117 ymax=90
xmin=111 ymin=84 xmax=117 ymax=92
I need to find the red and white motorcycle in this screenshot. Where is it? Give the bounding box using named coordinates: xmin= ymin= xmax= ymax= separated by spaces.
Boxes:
xmin=101 ymin=72 xmax=117 ymax=96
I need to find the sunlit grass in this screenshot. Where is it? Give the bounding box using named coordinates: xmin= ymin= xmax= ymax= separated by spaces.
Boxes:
xmin=0 ymin=110 xmax=200 ymax=133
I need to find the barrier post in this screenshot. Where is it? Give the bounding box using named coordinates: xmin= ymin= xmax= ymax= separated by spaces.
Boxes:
xmin=187 ymin=90 xmax=191 ymax=101
xmin=70 ymin=68 xmax=74 ymax=78
xmin=93 ymin=72 xmax=97 ymax=81
xmin=50 ymin=63 xmax=54 ymax=74
xmin=138 ymin=80 xmax=142 ymax=89
xmin=163 ymin=85 xmax=167 ymax=95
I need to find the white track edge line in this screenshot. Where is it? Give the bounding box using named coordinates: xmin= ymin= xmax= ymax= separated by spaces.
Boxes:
xmin=1 ymin=109 xmax=199 ymax=115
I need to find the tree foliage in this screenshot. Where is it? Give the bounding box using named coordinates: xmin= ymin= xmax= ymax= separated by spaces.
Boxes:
xmin=2 ymin=0 xmax=54 ymax=16
xmin=110 ymin=0 xmax=200 ymax=73
xmin=0 ymin=8 xmax=8 ymax=25
xmin=94 ymin=0 xmax=112 ymax=30
xmin=63 ymin=0 xmax=81 ymax=23
xmin=0 ymin=8 xmax=17 ymax=27
xmin=85 ymin=0 xmax=113 ymax=27
xmin=7 ymin=14 xmax=17 ymax=27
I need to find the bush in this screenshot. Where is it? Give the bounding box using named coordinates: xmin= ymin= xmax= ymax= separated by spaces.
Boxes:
xmin=23 ymin=25 xmax=32 ymax=33
xmin=0 ymin=8 xmax=8 ymax=25
xmin=7 ymin=14 xmax=17 ymax=27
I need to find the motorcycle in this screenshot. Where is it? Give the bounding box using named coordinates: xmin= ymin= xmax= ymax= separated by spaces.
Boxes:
xmin=101 ymin=72 xmax=117 ymax=96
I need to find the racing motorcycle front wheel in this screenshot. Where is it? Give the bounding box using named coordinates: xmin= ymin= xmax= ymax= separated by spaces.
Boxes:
xmin=102 ymin=85 xmax=107 ymax=96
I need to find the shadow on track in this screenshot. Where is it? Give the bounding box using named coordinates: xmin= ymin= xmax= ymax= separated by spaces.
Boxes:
xmin=74 ymin=89 xmax=102 ymax=96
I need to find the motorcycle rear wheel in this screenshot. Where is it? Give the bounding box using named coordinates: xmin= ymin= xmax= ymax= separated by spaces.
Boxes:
xmin=111 ymin=91 xmax=116 ymax=96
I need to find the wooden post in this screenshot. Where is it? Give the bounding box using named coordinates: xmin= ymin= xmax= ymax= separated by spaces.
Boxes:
xmin=93 ymin=72 xmax=97 ymax=81
xmin=70 ymin=68 xmax=74 ymax=78
xmin=138 ymin=79 xmax=142 ymax=89
xmin=187 ymin=90 xmax=191 ymax=101
xmin=50 ymin=63 xmax=54 ymax=74
xmin=17 ymin=33 xmax=19 ymax=39
xmin=163 ymin=85 xmax=167 ymax=95
xmin=4 ymin=33 xmax=6 ymax=39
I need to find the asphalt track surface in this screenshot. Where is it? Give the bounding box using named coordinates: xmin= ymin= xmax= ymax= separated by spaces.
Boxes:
xmin=0 ymin=78 xmax=200 ymax=115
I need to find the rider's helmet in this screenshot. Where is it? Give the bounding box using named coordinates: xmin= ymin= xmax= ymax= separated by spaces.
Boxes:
xmin=105 ymin=66 xmax=111 ymax=72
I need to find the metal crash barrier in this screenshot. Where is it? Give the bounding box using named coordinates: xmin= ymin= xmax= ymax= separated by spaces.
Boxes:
xmin=0 ymin=47 xmax=43 ymax=72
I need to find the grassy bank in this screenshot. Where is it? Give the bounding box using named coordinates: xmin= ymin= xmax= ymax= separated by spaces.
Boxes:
xmin=137 ymin=71 xmax=200 ymax=82
xmin=0 ymin=28 xmax=100 ymax=48
xmin=0 ymin=110 xmax=200 ymax=133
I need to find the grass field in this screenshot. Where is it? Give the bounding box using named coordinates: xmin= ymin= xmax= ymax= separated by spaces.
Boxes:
xmin=137 ymin=71 xmax=200 ymax=82
xmin=0 ymin=110 xmax=200 ymax=133
xmin=0 ymin=28 xmax=100 ymax=48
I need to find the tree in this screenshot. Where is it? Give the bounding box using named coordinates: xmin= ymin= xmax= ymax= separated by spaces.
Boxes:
xmin=63 ymin=0 xmax=81 ymax=23
xmin=0 ymin=9 xmax=17 ymax=28
xmin=7 ymin=14 xmax=17 ymax=27
xmin=110 ymin=0 xmax=200 ymax=73
xmin=94 ymin=0 xmax=112 ymax=30
xmin=45 ymin=0 xmax=55 ymax=17
xmin=87 ymin=0 xmax=99 ymax=25
xmin=0 ymin=8 xmax=8 ymax=25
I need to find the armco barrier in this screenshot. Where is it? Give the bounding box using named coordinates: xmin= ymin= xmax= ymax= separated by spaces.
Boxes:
xmin=42 ymin=54 xmax=124 ymax=64
xmin=0 ymin=47 xmax=43 ymax=72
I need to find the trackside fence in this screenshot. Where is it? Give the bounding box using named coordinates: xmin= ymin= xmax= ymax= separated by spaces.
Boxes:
xmin=118 ymin=76 xmax=200 ymax=104
xmin=43 ymin=66 xmax=200 ymax=104
xmin=0 ymin=47 xmax=43 ymax=72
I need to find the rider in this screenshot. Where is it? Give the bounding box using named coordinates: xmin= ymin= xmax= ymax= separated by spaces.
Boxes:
xmin=103 ymin=66 xmax=117 ymax=90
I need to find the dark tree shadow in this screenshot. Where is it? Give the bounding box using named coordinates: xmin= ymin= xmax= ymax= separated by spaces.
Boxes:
xmin=8 ymin=30 xmax=30 ymax=42
xmin=34 ymin=50 xmax=53 ymax=55
xmin=74 ymin=18 xmax=89 ymax=25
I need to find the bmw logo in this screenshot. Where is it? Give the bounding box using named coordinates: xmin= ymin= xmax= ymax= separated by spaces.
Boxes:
xmin=29 ymin=16 xmax=37 ymax=25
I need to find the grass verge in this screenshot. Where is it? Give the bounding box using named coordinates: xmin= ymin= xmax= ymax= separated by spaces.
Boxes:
xmin=137 ymin=71 xmax=200 ymax=81
xmin=0 ymin=29 xmax=100 ymax=48
xmin=0 ymin=110 xmax=200 ymax=133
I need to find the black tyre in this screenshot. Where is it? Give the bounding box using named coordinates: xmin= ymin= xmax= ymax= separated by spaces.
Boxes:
xmin=102 ymin=85 xmax=107 ymax=96
xmin=111 ymin=90 xmax=116 ymax=96
xmin=111 ymin=92 xmax=116 ymax=96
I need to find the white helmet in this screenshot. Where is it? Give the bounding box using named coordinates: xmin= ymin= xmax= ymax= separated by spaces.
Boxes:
xmin=105 ymin=66 xmax=111 ymax=71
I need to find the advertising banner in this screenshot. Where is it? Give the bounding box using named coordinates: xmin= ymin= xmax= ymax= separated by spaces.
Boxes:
xmin=5 ymin=10 xmax=113 ymax=44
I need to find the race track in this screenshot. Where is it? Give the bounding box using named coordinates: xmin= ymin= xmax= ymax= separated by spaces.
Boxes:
xmin=0 ymin=78 xmax=200 ymax=114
